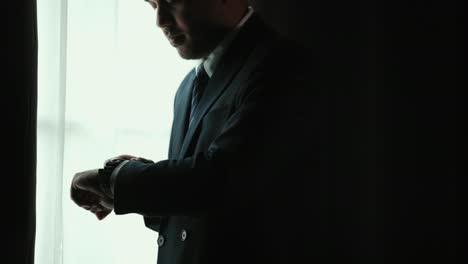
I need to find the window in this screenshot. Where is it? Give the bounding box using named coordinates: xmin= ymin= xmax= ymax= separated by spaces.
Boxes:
xmin=36 ymin=0 xmax=194 ymax=263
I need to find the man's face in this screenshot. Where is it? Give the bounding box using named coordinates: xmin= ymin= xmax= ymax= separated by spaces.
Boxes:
xmin=146 ymin=0 xmax=229 ymax=59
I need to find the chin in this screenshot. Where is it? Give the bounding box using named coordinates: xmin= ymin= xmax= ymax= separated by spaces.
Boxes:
xmin=176 ymin=48 xmax=194 ymax=60
xmin=175 ymin=41 xmax=211 ymax=60
xmin=176 ymin=48 xmax=201 ymax=60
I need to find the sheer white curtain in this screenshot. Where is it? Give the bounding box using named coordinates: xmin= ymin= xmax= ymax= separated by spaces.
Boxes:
xmin=36 ymin=0 xmax=194 ymax=263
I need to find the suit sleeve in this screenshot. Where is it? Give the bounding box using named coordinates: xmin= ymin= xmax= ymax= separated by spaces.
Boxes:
xmin=113 ymin=57 xmax=314 ymax=217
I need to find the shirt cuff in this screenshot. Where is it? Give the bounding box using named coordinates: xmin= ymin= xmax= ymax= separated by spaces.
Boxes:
xmin=109 ymin=159 xmax=130 ymax=196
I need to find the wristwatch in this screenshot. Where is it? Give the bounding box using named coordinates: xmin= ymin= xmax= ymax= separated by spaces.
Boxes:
xmin=97 ymin=159 xmax=125 ymax=198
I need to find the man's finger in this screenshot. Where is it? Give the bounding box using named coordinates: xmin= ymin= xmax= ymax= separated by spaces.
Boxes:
xmin=104 ymin=154 xmax=136 ymax=165
xmin=71 ymin=169 xmax=103 ymax=196
xmin=132 ymin=157 xmax=154 ymax=163
xmin=71 ymin=187 xmax=100 ymax=208
xmin=95 ymin=209 xmax=112 ymax=220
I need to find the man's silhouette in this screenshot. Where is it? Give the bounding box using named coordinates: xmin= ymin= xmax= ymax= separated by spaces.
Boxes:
xmin=70 ymin=1 xmax=313 ymax=263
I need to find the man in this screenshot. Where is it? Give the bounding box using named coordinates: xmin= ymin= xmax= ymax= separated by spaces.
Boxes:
xmin=71 ymin=0 xmax=314 ymax=263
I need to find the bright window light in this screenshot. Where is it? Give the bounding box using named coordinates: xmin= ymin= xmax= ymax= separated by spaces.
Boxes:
xmin=36 ymin=0 xmax=195 ymax=263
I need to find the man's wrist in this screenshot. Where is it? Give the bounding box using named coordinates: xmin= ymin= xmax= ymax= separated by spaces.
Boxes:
xmin=109 ymin=160 xmax=130 ymax=196
xmin=98 ymin=159 xmax=126 ymax=198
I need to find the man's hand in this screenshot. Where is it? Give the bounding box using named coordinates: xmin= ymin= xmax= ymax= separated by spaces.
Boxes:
xmin=70 ymin=169 xmax=114 ymax=220
xmin=70 ymin=155 xmax=154 ymax=220
xmin=105 ymin=154 xmax=154 ymax=165
xmin=104 ymin=154 xmax=137 ymax=165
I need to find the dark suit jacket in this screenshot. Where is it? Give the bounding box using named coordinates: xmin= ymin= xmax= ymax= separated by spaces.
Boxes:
xmin=113 ymin=14 xmax=315 ymax=264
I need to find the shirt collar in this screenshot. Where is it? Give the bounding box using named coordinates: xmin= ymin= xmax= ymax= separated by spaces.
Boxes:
xmin=199 ymin=7 xmax=254 ymax=78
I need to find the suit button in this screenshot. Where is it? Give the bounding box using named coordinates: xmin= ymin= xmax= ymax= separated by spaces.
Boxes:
xmin=180 ymin=229 xmax=188 ymax=242
xmin=157 ymin=235 xmax=165 ymax=246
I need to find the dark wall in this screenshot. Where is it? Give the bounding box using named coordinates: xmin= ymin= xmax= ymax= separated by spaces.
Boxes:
xmin=252 ymin=0 xmax=460 ymax=261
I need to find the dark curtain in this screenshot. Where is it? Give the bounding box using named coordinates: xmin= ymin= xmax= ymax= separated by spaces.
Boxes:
xmin=6 ymin=0 xmax=38 ymax=263
xmin=253 ymin=0 xmax=460 ymax=262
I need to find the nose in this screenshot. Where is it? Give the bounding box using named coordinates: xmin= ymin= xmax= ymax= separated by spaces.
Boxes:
xmin=156 ymin=6 xmax=173 ymax=29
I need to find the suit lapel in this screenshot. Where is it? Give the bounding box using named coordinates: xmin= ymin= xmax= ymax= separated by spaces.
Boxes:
xmin=169 ymin=71 xmax=195 ymax=159
xmin=178 ymin=15 xmax=265 ymax=159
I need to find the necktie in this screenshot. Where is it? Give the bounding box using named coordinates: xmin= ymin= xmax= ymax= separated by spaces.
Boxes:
xmin=189 ymin=65 xmax=209 ymax=128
